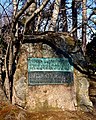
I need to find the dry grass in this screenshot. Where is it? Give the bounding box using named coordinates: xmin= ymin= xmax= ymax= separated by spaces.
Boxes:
xmin=0 ymin=102 xmax=96 ymax=120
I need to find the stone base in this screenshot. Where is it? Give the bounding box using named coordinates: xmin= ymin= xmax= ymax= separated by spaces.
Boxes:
xmin=26 ymin=85 xmax=77 ymax=111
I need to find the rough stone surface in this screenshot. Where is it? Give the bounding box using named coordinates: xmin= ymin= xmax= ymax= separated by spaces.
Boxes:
xmin=13 ymin=44 xmax=93 ymax=112
xmin=89 ymin=80 xmax=96 ymax=107
xmin=0 ymin=84 xmax=8 ymax=102
xmin=26 ymin=85 xmax=76 ymax=111
xmin=13 ymin=77 xmax=28 ymax=108
xmin=74 ymin=70 xmax=93 ymax=111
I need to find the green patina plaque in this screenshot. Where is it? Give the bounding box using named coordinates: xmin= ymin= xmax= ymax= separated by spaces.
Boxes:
xmin=28 ymin=58 xmax=73 ymax=72
xmin=28 ymin=58 xmax=73 ymax=85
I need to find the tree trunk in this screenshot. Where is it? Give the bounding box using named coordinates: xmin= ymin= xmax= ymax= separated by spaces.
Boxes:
xmin=72 ymin=0 xmax=77 ymax=40
xmin=82 ymin=0 xmax=87 ymax=55
xmin=28 ymin=2 xmax=36 ymax=33
xmin=35 ymin=15 xmax=41 ymax=31
xmin=61 ymin=0 xmax=67 ymax=32
xmin=4 ymin=44 xmax=10 ymax=100
xmin=9 ymin=42 xmax=13 ymax=102
xmin=0 ymin=48 xmax=2 ymax=81
xmin=12 ymin=0 xmax=18 ymax=37
xmin=12 ymin=0 xmax=17 ymax=15
xmin=35 ymin=0 xmax=41 ymax=31
xmin=49 ymin=0 xmax=61 ymax=31
xmin=3 ymin=0 xmax=18 ymax=102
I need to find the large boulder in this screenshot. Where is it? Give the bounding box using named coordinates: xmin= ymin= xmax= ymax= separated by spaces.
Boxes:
xmin=13 ymin=44 xmax=93 ymax=112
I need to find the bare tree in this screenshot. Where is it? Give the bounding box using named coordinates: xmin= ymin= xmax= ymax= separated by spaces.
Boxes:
xmin=2 ymin=0 xmax=50 ymax=101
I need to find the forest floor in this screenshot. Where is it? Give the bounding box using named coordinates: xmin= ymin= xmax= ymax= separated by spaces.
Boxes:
xmin=0 ymin=101 xmax=96 ymax=120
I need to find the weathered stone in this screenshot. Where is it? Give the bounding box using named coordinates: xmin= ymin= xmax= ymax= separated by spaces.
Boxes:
xmin=13 ymin=44 xmax=93 ymax=112
xmin=74 ymin=69 xmax=93 ymax=112
xmin=89 ymin=80 xmax=96 ymax=106
xmin=26 ymin=85 xmax=77 ymax=111
xmin=12 ymin=77 xmax=28 ymax=108
xmin=0 ymin=83 xmax=9 ymax=102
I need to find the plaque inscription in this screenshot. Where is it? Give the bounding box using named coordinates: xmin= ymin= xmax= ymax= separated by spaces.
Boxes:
xmin=28 ymin=58 xmax=73 ymax=85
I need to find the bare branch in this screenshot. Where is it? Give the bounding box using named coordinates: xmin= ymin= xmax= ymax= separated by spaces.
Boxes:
xmin=13 ymin=0 xmax=35 ymax=28
xmin=69 ymin=24 xmax=82 ymax=35
xmin=15 ymin=0 xmax=35 ymax=20
xmin=86 ymin=24 xmax=95 ymax=34
xmin=24 ymin=0 xmax=49 ymax=33
xmin=23 ymin=32 xmax=75 ymax=48
xmin=0 ymin=3 xmax=10 ymax=24
xmin=12 ymin=0 xmax=18 ymax=16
